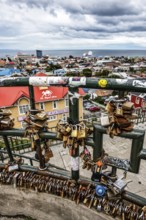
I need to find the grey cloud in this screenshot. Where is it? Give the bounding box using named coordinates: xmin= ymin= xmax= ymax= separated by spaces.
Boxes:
xmin=57 ymin=0 xmax=140 ymax=16
xmin=6 ymin=0 xmax=141 ymax=16
xmin=0 ymin=24 xmax=20 ymax=37
xmin=8 ymin=0 xmax=52 ymax=9
xmin=129 ymin=26 xmax=146 ymax=32
xmin=0 ymin=0 xmax=146 ymax=49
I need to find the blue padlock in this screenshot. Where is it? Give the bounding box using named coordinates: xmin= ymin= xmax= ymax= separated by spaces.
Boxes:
xmin=95 ymin=184 xmax=107 ymax=197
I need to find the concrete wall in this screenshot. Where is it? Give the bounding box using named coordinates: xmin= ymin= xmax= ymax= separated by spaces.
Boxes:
xmin=0 ymin=185 xmax=113 ymax=220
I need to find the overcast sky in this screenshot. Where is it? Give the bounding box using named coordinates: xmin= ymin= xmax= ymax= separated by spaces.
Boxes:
xmin=0 ymin=0 xmax=146 ymax=50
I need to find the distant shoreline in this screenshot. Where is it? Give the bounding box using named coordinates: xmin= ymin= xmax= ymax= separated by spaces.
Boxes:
xmin=1 ymin=49 xmax=146 ymax=58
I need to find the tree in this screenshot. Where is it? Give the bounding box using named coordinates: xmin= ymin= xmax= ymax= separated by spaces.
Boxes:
xmin=83 ymin=94 xmax=91 ymax=100
xmin=102 ymin=69 xmax=110 ymax=76
xmin=69 ymin=55 xmax=74 ymax=59
xmin=82 ymin=68 xmax=92 ymax=77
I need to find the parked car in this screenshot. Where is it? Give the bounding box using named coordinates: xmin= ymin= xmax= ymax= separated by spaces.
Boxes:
xmin=85 ymin=104 xmax=94 ymax=110
xmin=88 ymin=106 xmax=100 ymax=112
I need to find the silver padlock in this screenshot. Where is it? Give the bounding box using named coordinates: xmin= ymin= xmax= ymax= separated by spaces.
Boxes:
xmin=100 ymin=113 xmax=110 ymax=127
xmin=13 ymin=172 xmax=20 ymax=188
xmin=97 ymin=198 xmax=102 ymax=212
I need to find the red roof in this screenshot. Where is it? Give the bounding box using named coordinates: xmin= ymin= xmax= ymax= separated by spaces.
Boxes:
xmin=0 ymin=80 xmax=85 ymax=107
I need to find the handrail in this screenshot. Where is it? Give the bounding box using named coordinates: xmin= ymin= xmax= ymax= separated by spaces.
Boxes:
xmin=0 ymin=76 xmax=146 ymax=92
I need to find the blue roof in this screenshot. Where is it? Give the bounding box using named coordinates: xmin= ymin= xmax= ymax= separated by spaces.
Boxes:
xmin=0 ymin=68 xmax=20 ymax=76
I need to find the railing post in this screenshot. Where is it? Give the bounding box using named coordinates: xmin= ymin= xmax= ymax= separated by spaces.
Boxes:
xmin=69 ymin=87 xmax=79 ymax=181
xmin=28 ymin=85 xmax=35 ymax=109
xmin=130 ymin=134 xmax=144 ymax=173
xmin=93 ymin=126 xmax=103 ymax=160
xmin=3 ymin=135 xmax=14 ymax=163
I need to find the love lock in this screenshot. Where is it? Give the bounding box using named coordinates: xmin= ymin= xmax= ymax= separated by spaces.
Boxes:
xmin=95 ymin=184 xmax=107 ymax=197
xmin=112 ymin=177 xmax=132 ymax=195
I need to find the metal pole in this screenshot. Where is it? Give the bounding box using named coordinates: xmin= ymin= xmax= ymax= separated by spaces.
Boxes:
xmin=110 ymin=167 xmax=117 ymax=179
xmin=28 ymin=85 xmax=35 ymax=109
xmin=130 ymin=136 xmax=144 ymax=173
xmin=1 ymin=77 xmax=146 ymax=92
xmin=69 ymin=87 xmax=79 ymax=181
xmin=139 ymin=149 xmax=146 ymax=160
xmin=93 ymin=125 xmax=103 ymax=160
xmin=3 ymin=136 xmax=14 ymax=163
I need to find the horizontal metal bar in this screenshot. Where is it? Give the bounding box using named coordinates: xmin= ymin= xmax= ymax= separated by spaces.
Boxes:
xmin=139 ymin=149 xmax=146 ymax=160
xmin=85 ymin=138 xmax=94 ymax=147
xmin=0 ymin=149 xmax=67 ymax=171
xmin=0 ymin=162 xmax=145 ymax=206
xmin=122 ymin=191 xmax=146 ymax=207
xmin=0 ymin=129 xmax=57 ymax=139
xmin=0 ymin=77 xmax=146 ymax=92
xmin=94 ymin=124 xmax=145 ymax=139
xmin=0 ymin=130 xmax=94 ymax=146
xmin=19 ymin=165 xmax=71 ymax=179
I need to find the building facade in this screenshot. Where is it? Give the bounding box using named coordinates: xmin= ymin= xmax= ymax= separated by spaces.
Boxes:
xmin=0 ymin=86 xmax=84 ymax=130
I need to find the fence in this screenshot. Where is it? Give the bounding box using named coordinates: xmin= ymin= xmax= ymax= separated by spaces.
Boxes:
xmin=0 ymin=77 xmax=146 ymax=207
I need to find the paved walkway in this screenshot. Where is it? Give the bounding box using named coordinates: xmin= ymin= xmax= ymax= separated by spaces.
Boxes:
xmin=24 ymin=131 xmax=146 ymax=199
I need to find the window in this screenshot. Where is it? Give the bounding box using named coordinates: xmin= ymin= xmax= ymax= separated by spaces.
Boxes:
xmin=135 ymin=97 xmax=140 ymax=105
xmin=39 ymin=102 xmax=45 ymax=110
xmin=48 ymin=115 xmax=57 ymax=121
xmin=21 ymin=121 xmax=27 ymax=128
xmin=62 ymin=114 xmax=67 ymax=121
xmin=19 ymin=105 xmax=30 ymax=114
xmin=142 ymin=100 xmax=146 ymax=108
xmin=65 ymin=98 xmax=69 ymax=107
xmin=53 ymin=101 xmax=57 ymax=109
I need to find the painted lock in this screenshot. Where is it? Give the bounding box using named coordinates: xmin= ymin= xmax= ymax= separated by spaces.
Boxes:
xmin=95 ymin=184 xmax=107 ymax=197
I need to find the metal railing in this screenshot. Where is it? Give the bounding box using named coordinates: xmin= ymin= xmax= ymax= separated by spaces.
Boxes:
xmin=0 ymin=77 xmax=146 ymax=206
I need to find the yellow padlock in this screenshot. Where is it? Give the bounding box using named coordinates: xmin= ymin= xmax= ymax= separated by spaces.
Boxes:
xmin=71 ymin=125 xmax=78 ymax=138
xmin=63 ymin=135 xmax=68 ymax=142
xmin=77 ymin=123 xmax=86 ymax=139
xmin=65 ymin=124 xmax=71 ymax=133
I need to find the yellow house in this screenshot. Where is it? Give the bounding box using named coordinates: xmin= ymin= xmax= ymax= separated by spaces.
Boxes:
xmin=0 ymin=86 xmax=84 ymax=130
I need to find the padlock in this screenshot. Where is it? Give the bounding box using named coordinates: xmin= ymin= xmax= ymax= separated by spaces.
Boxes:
xmin=103 ymin=204 xmax=110 ymax=214
xmin=83 ymin=196 xmax=88 ymax=204
xmin=93 ymin=197 xmax=98 ymax=207
xmin=96 ymin=160 xmax=103 ymax=173
xmin=97 ymin=198 xmax=102 ymax=212
xmin=122 ymin=101 xmax=134 ymax=110
xmin=74 ymin=139 xmax=78 ymax=149
xmin=115 ymin=104 xmax=123 ymax=117
xmin=60 ymin=126 xmax=66 ymax=134
xmin=69 ymin=146 xmax=73 ymax=156
xmin=112 ymin=178 xmax=127 ymax=194
xmin=142 ymin=206 xmax=146 ymax=212
xmin=101 ymin=113 xmax=110 ymax=127
xmin=33 ymin=133 xmax=40 ymax=140
xmin=56 ymin=132 xmax=63 ymax=140
xmin=109 ymin=115 xmax=115 ymax=124
xmin=88 ymin=193 xmax=95 ymax=209
xmin=65 ymin=124 xmax=71 ymax=133
xmin=66 ymin=137 xmax=71 ymax=147
xmin=44 ymin=148 xmax=53 ymax=162
xmin=77 ymin=123 xmax=86 ymax=139
xmin=71 ymin=125 xmax=78 ymax=138
xmin=63 ymin=135 xmax=68 ymax=142
xmin=105 ymin=102 xmax=115 ymax=113
xmin=82 ymin=162 xmax=87 ymax=169
xmin=63 ymin=142 xmax=67 ymax=148
xmin=80 ymin=138 xmax=85 ymax=147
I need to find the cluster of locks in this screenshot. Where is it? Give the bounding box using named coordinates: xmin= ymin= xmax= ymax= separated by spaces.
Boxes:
xmin=101 ymin=98 xmax=138 ymax=138
xmin=80 ymin=148 xmax=130 ymax=174
xmin=0 ymin=168 xmax=145 ymax=219
xmin=56 ymin=120 xmax=92 ymax=156
xmin=0 ymin=109 xmax=14 ymax=129
xmin=24 ymin=109 xmax=53 ymax=169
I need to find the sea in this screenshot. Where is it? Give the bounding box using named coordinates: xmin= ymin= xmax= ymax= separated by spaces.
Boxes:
xmin=0 ymin=49 xmax=146 ymax=58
